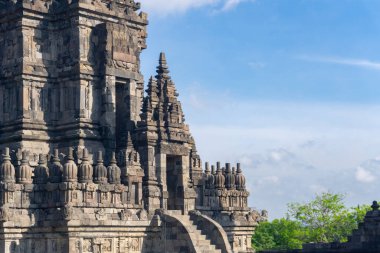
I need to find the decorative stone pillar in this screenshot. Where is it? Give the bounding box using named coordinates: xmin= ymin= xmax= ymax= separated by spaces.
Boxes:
xmin=107 ymin=152 xmax=121 ymax=184
xmin=78 ymin=148 xmax=93 ymax=183
xmin=49 ymin=149 xmax=63 ymax=183
xmin=17 ymin=151 xmax=32 ymax=184
xmin=63 ymin=148 xmax=78 ymax=183
xmin=94 ymin=151 xmax=107 ymax=184
xmin=0 ymin=148 xmax=15 ymax=183
xmin=34 ymin=154 xmax=49 ymax=184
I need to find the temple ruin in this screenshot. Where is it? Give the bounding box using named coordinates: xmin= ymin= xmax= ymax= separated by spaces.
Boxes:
xmin=0 ymin=0 xmax=266 ymax=252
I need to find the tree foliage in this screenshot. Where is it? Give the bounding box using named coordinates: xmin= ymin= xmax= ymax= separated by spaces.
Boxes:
xmin=252 ymin=218 xmax=305 ymax=251
xmin=252 ymin=192 xmax=371 ymax=251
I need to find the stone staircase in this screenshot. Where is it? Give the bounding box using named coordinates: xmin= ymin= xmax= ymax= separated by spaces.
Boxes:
xmin=166 ymin=210 xmax=222 ymax=253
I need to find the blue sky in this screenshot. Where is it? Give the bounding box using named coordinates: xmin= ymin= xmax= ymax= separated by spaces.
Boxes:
xmin=139 ymin=0 xmax=380 ymax=219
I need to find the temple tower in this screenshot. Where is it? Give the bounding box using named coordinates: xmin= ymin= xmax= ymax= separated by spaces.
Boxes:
xmin=0 ymin=0 xmax=147 ymax=159
xmin=137 ymin=53 xmax=201 ymax=213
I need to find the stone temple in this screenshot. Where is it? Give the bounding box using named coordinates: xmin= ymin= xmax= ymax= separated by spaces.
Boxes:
xmin=0 ymin=0 xmax=267 ymax=252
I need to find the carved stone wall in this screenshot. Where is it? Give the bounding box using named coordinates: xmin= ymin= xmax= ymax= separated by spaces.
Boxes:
xmin=0 ymin=0 xmax=147 ymax=158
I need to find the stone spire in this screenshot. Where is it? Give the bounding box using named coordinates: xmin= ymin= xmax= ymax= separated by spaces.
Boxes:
xmin=126 ymin=131 xmax=133 ymax=149
xmin=17 ymin=151 xmax=32 ymax=184
xmin=140 ymin=53 xmax=169 ymax=124
xmin=204 ymin=162 xmax=214 ymax=189
xmin=156 ymin=52 xmax=170 ymax=78
xmin=94 ymin=151 xmax=107 ymax=184
xmin=34 ymin=154 xmax=49 ymax=184
xmin=78 ymin=148 xmax=93 ymax=183
xmin=0 ymin=147 xmax=15 ymax=183
xmin=121 ymin=131 xmax=142 ymax=181
xmin=225 ymin=163 xmax=235 ymax=190
xmin=146 ymin=76 xmax=159 ymax=99
xmin=140 ymin=52 xmax=190 ymax=142
xmin=235 ymin=163 xmax=246 ymax=190
xmin=141 ymin=77 xmax=156 ymax=122
xmin=63 ymin=148 xmax=78 ymax=182
xmin=108 ymin=152 xmax=121 ymax=184
xmin=214 ymin=162 xmax=225 ymax=189
xmin=49 ymin=149 xmax=63 ymax=183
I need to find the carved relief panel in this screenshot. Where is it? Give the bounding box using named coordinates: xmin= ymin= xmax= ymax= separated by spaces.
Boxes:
xmin=105 ymin=24 xmax=142 ymax=72
xmin=56 ymin=30 xmax=72 ymax=67
xmin=82 ymin=238 xmax=114 ymax=253
xmin=2 ymin=85 xmax=20 ymax=121
xmin=79 ymin=26 xmax=92 ymax=62
xmin=61 ymin=85 xmax=78 ymax=112
xmin=122 ymin=237 xmax=142 ymax=253
xmin=0 ymin=29 xmax=21 ymax=74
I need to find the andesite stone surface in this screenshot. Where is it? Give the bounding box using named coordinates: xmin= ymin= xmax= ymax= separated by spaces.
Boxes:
xmin=0 ymin=0 xmax=267 ymax=252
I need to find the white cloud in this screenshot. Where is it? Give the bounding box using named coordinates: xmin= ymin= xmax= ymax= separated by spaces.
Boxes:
xmin=139 ymin=0 xmax=254 ymax=15
xmin=355 ymin=167 xmax=376 ymax=183
xmin=258 ymin=176 xmax=280 ymax=185
xmin=221 ymin=0 xmax=247 ymax=11
xmin=268 ymin=149 xmax=294 ymax=163
xmin=139 ymin=0 xmax=216 ymax=15
xmin=240 ymin=155 xmax=254 ymax=166
xmin=180 ymin=86 xmax=380 ymax=219
xmin=299 ymin=140 xmax=318 ymax=149
xmin=298 ymin=55 xmax=380 ymax=71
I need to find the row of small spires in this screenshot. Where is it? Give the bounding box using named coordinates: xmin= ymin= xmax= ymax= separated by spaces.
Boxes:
xmin=203 ymin=162 xmax=246 ymax=190
xmin=0 ymin=147 xmax=122 ymax=185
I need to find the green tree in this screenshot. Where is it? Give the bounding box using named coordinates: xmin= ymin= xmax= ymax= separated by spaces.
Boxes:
xmin=252 ymin=218 xmax=305 ymax=251
xmin=287 ymin=192 xmax=370 ymax=243
xmin=252 ymin=192 xmax=371 ymax=251
xmin=334 ymin=204 xmax=371 ymax=242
